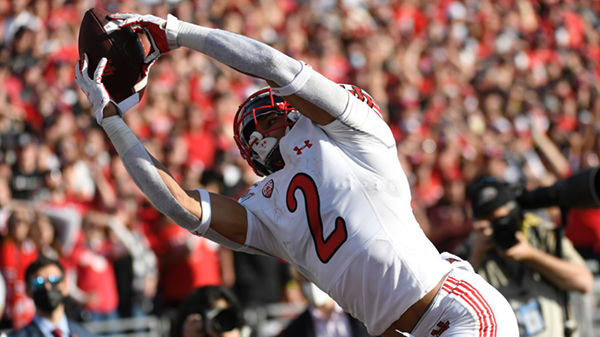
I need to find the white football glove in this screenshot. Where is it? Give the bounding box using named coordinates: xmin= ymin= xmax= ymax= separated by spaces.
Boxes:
xmin=75 ymin=54 xmax=120 ymax=124
xmin=109 ymin=12 xmax=180 ymax=64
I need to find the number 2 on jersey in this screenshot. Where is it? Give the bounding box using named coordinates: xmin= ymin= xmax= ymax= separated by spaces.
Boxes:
xmin=286 ymin=173 xmax=347 ymax=263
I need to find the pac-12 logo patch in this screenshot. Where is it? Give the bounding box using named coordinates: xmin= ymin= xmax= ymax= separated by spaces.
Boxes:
xmin=239 ymin=183 xmax=258 ymax=203
xmin=262 ymin=180 xmax=274 ymax=198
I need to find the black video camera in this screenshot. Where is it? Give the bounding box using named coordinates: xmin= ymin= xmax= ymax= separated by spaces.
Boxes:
xmin=489 ymin=207 xmax=521 ymax=250
xmin=517 ymin=167 xmax=600 ymax=210
xmin=203 ymin=307 xmax=239 ymax=334
xmin=469 ymin=168 xmax=600 ymax=250
xmin=505 ymin=167 xmax=600 ymax=249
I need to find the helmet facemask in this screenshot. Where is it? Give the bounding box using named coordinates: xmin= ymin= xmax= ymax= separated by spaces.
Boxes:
xmin=234 ymin=88 xmax=300 ymax=177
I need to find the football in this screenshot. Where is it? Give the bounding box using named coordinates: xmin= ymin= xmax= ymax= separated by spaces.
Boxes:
xmin=78 ymin=8 xmax=147 ymax=109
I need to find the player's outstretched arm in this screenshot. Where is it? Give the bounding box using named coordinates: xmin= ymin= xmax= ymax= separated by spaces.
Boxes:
xmin=144 ymin=145 xmax=248 ymax=243
xmin=112 ymin=13 xmax=348 ymax=126
xmin=102 ymin=103 xmax=248 ymax=245
xmin=75 ymin=56 xmax=248 ymax=246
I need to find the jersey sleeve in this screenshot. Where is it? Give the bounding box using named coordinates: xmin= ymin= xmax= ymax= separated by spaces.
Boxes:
xmin=290 ymin=68 xmax=393 ymax=143
xmin=318 ymin=84 xmax=396 ymax=149
xmin=191 ymin=211 xmax=275 ymax=257
xmin=237 ymin=206 xmax=282 ymax=257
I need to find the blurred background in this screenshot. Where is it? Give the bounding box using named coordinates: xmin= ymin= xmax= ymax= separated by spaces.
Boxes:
xmin=2 ymin=0 xmax=600 ymax=336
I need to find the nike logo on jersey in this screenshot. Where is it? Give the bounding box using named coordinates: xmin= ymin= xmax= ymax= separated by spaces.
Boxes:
xmin=294 ymin=140 xmax=313 ymax=155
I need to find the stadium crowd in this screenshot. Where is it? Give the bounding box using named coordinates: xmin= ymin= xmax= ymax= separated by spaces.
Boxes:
xmin=2 ymin=0 xmax=600 ymax=334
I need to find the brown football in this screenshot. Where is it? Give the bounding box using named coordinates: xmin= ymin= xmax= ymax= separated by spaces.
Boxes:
xmin=78 ymin=8 xmax=147 ymax=104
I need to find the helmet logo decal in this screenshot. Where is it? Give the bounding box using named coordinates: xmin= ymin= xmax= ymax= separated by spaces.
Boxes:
xmin=294 ymin=140 xmax=313 ymax=155
xmin=262 ymin=180 xmax=274 ymax=198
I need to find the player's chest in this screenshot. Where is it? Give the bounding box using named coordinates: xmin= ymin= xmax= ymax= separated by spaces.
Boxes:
xmin=250 ymin=166 xmax=362 ymax=242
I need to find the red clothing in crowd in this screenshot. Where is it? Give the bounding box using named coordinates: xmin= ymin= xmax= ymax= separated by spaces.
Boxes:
xmin=69 ymin=241 xmax=119 ymax=314
xmin=149 ymin=222 xmax=222 ymax=305
xmin=185 ymin=129 xmax=217 ymax=170
xmin=0 ymin=238 xmax=38 ymax=330
xmin=567 ymin=208 xmax=600 ymax=254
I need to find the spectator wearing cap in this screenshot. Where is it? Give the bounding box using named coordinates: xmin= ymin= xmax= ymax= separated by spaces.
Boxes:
xmin=9 ymin=256 xmax=97 ymax=337
xmin=454 ymin=177 xmax=593 ymax=337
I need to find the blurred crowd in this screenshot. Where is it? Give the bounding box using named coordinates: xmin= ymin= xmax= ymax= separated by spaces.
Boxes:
xmin=2 ymin=0 xmax=600 ymax=333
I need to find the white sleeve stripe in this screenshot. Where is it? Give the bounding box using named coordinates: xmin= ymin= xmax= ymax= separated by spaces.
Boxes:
xmin=189 ymin=189 xmax=212 ymax=236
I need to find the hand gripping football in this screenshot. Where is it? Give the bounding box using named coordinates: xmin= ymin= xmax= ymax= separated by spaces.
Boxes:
xmin=78 ymin=8 xmax=147 ymax=112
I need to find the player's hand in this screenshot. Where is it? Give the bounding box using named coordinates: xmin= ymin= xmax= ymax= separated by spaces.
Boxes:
xmin=109 ymin=12 xmax=180 ymax=64
xmin=75 ymin=54 xmax=117 ymax=124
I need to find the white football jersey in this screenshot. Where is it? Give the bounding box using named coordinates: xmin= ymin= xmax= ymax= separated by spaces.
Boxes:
xmin=238 ymin=86 xmax=451 ymax=335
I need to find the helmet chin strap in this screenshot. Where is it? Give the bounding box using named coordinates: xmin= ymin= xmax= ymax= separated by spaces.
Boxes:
xmin=250 ymin=131 xmax=279 ymax=163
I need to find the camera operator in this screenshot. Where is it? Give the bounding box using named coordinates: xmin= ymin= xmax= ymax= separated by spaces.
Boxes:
xmin=170 ymin=286 xmax=244 ymax=337
xmin=455 ymin=177 xmax=593 ymax=337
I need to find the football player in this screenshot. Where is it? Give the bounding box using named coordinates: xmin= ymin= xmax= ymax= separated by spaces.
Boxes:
xmin=75 ymin=12 xmax=518 ymax=337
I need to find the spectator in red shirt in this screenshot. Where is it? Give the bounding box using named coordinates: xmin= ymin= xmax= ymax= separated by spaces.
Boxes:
xmin=184 ymin=105 xmax=218 ymax=172
xmin=0 ymin=208 xmax=38 ymax=330
xmin=148 ymin=214 xmax=226 ymax=313
xmin=67 ymin=212 xmax=119 ymax=322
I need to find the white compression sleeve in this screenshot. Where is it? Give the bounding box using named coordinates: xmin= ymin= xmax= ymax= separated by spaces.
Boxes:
xmin=175 ymin=22 xmax=350 ymax=117
xmin=177 ymin=22 xmax=298 ymax=85
xmin=102 ymin=116 xmax=201 ymax=231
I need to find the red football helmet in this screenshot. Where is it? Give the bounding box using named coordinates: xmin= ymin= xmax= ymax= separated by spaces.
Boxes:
xmin=233 ymin=88 xmax=300 ymax=177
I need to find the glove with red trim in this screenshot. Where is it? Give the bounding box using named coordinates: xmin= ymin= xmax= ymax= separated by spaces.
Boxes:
xmin=75 ymin=54 xmax=121 ymax=124
xmin=109 ymin=12 xmax=180 ymax=64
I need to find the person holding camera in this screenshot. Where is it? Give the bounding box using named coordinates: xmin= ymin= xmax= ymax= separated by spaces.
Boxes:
xmin=170 ymin=286 xmax=244 ymax=337
xmin=455 ymin=177 xmax=593 ymax=337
